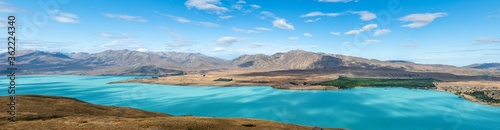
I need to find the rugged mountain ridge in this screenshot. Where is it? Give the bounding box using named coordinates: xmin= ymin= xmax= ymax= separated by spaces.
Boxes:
xmin=1 ymin=49 xmax=498 ymax=76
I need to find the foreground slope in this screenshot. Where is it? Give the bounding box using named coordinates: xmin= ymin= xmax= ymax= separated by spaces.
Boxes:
xmin=0 ymin=95 xmax=340 ymax=130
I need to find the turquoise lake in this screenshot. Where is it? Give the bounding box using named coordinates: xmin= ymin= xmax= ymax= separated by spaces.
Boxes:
xmin=1 ymin=75 xmax=499 ymax=130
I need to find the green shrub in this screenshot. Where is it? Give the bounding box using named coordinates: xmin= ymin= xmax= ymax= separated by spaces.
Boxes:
xmin=214 ymin=78 xmax=233 ymax=82
xmin=317 ymin=76 xmax=439 ymax=89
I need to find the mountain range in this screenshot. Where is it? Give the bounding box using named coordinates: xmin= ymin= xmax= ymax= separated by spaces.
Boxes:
xmin=1 ymin=49 xmax=498 ymax=76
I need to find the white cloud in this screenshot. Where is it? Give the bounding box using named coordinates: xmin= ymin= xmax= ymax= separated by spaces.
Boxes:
xmin=344 ymin=30 xmax=360 ymax=35
xmin=219 ymin=15 xmax=234 ymax=19
xmin=136 ymin=48 xmax=148 ymax=52
xmin=304 ymin=33 xmax=313 ymax=37
xmin=232 ymin=27 xmax=262 ymax=33
xmin=166 ymin=32 xmax=197 ymax=47
xmin=163 ymin=14 xmax=220 ymax=27
xmin=185 ymin=0 xmax=228 ymax=14
xmin=100 ymin=38 xmax=139 ymax=48
xmin=0 ymin=2 xmax=15 ymax=13
xmin=330 ymin=32 xmax=340 ymax=36
xmin=400 ymin=44 xmax=418 ymax=47
xmin=352 ymin=11 xmax=376 ymax=21
xmin=232 ymin=0 xmax=259 ymax=13
xmin=165 ymin=15 xmax=192 ymax=23
xmin=255 ymin=27 xmax=272 ymax=31
xmin=213 ymin=47 xmax=225 ymax=51
xmin=318 ymin=0 xmax=358 ymax=3
xmin=232 ymin=27 xmax=246 ymax=32
xmin=50 ymin=10 xmax=79 ymax=23
xmin=364 ymin=40 xmax=381 ymax=44
xmin=99 ymin=33 xmax=132 ymax=38
xmin=250 ymin=4 xmax=261 ymax=9
xmin=475 ymin=38 xmax=500 ymax=43
xmin=96 ymin=33 xmax=149 ymax=51
xmin=260 ymin=11 xmax=277 ymax=19
xmin=250 ymin=42 xmax=270 ymax=48
xmin=399 ymin=12 xmax=447 ymax=28
xmin=305 ymin=18 xmax=321 ymax=23
xmin=343 ymin=42 xmax=351 ymax=44
xmin=288 ymin=37 xmax=299 ymax=40
xmin=236 ymin=0 xmax=246 ymax=4
xmin=103 ymin=13 xmax=147 ymax=22
xmin=273 ymin=18 xmax=294 ymax=30
xmin=374 ymin=29 xmax=391 ymax=36
xmin=246 ymin=30 xmax=258 ymax=33
xmin=216 ymin=36 xmax=246 ymax=46
xmin=301 ymin=11 xmax=341 ymax=17
xmin=0 ymin=19 xmax=7 ymax=28
xmin=198 ymin=21 xmax=221 ymax=27
xmin=361 ymin=24 xmax=378 ymax=31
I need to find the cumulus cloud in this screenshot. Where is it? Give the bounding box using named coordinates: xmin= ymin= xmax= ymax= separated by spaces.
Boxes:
xmin=301 ymin=11 xmax=341 ymax=17
xmin=374 ymin=29 xmax=391 ymax=36
xmin=475 ymin=38 xmax=500 ymax=43
xmin=50 ymin=10 xmax=80 ymax=23
xmin=304 ymin=33 xmax=313 ymax=37
xmin=399 ymin=12 xmax=447 ymax=28
xmin=273 ymin=18 xmax=294 ymax=30
xmin=216 ymin=36 xmax=246 ymax=46
xmin=344 ymin=30 xmax=360 ymax=35
xmin=330 ymin=32 xmax=340 ymax=36
xmin=361 ymin=24 xmax=378 ymax=31
xmin=103 ymin=13 xmax=147 ymax=22
xmin=288 ymin=37 xmax=299 ymax=40
xmin=364 ymin=40 xmax=381 ymax=44
xmin=185 ymin=0 xmax=228 ymax=14
xmin=344 ymin=24 xmax=378 ymax=36
xmin=318 ymin=0 xmax=358 ymax=3
xmin=352 ymin=11 xmax=376 ymax=21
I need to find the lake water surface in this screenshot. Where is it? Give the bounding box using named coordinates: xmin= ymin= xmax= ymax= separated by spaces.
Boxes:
xmin=1 ymin=75 xmax=499 ymax=130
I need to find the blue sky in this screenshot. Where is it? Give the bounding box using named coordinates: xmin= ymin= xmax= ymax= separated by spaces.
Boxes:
xmin=0 ymin=0 xmax=499 ymax=66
